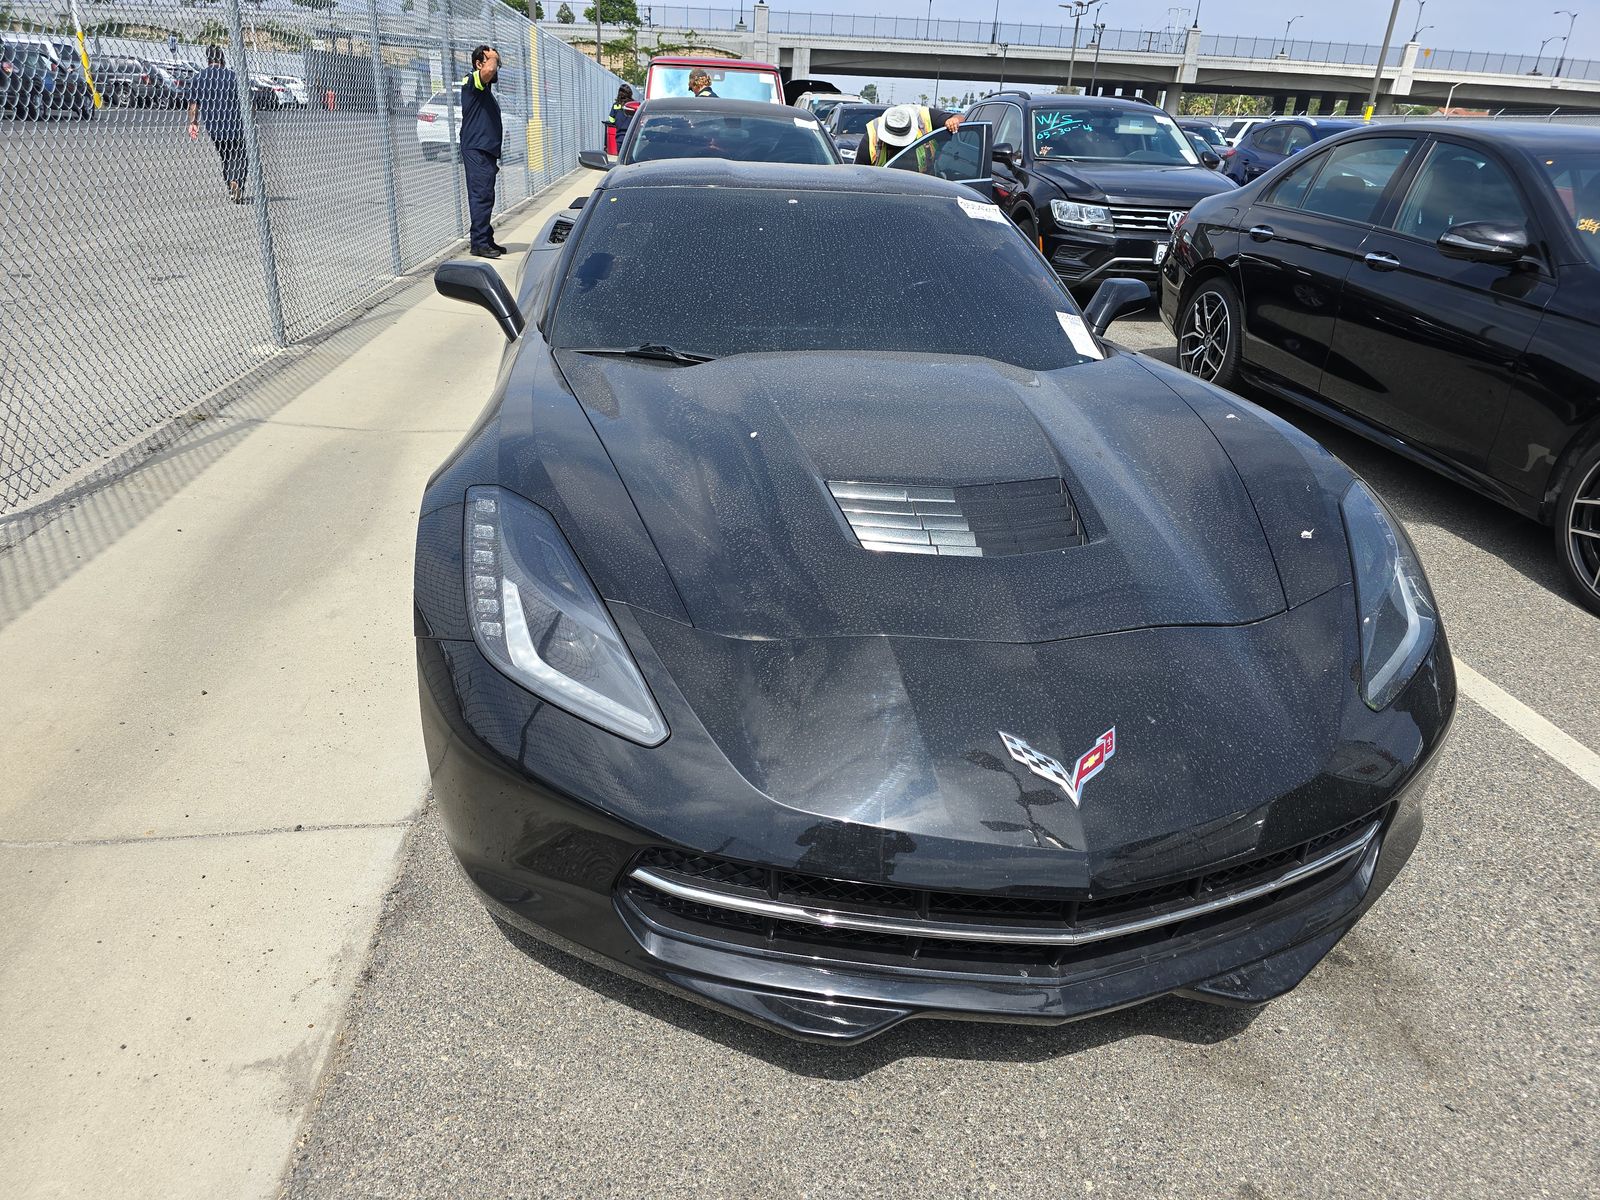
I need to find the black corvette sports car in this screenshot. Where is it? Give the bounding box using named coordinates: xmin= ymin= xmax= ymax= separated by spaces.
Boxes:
xmin=417 ymin=162 xmax=1455 ymax=1043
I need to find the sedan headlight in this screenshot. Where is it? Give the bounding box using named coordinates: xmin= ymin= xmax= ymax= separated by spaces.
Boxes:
xmin=1049 ymin=199 xmax=1114 ymax=232
xmin=465 ymin=486 xmax=668 ymax=745
xmin=1340 ymin=482 xmax=1438 ymax=711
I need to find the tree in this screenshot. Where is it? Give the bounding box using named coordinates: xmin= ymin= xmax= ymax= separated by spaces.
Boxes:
xmin=918 ymin=92 xmax=929 ymax=104
xmin=556 ymin=2 xmax=575 ymax=22
xmin=582 ymin=0 xmax=637 ymax=24
xmin=858 ymin=82 xmax=878 ymax=102
xmin=502 ymin=0 xmax=544 ymax=15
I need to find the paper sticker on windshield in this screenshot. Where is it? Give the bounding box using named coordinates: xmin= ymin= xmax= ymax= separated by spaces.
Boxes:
xmin=794 ymin=117 xmax=813 ymax=128
xmin=958 ymin=197 xmax=1007 ymax=224
xmin=1058 ymin=312 xmax=1103 ymax=360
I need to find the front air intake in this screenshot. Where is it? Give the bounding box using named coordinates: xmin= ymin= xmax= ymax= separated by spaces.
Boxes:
xmin=828 ymin=478 xmax=1088 ymax=558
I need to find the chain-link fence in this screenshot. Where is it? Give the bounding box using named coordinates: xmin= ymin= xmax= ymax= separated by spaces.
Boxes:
xmin=1 ymin=0 xmax=620 ymax=514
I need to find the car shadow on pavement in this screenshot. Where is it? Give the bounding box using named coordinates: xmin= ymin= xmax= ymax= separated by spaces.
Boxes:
xmin=491 ymin=915 xmax=1261 ymax=1080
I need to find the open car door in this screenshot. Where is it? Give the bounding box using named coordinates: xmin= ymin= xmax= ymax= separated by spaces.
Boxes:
xmin=884 ymin=122 xmax=994 ymax=199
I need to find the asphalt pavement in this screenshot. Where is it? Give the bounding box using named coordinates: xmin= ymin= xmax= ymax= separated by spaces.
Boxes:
xmin=281 ymin=313 xmax=1600 ymax=1199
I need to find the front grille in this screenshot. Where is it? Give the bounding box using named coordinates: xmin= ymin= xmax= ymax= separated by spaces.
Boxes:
xmin=623 ymin=811 xmax=1384 ymax=978
xmin=1108 ymin=204 xmax=1185 ymax=233
xmin=828 ymin=478 xmax=1088 ymax=558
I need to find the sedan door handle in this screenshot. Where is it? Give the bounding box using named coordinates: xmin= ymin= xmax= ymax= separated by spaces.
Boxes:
xmin=1364 ymin=251 xmax=1401 ymax=271
xmin=1248 ymin=224 xmax=1274 ymax=242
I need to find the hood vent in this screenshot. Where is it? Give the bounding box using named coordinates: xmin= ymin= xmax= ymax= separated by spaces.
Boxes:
xmin=828 ymin=478 xmax=1088 ymax=558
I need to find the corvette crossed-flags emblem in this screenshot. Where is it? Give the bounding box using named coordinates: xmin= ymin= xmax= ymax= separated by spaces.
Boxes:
xmin=999 ymin=728 xmax=1117 ymax=807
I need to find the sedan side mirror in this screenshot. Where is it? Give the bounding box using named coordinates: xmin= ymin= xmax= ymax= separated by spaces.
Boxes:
xmin=435 ymin=260 xmax=525 ymax=342
xmin=578 ymin=149 xmax=613 ymax=171
xmin=1436 ymin=220 xmax=1530 ymax=266
xmin=991 ymin=142 xmax=1014 ymax=163
xmin=1082 ymin=277 xmax=1153 ymax=336
xmin=1200 ymin=150 xmax=1221 ymax=169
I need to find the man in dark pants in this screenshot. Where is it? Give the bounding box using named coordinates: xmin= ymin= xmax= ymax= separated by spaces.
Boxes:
xmin=460 ymin=44 xmax=506 ymax=259
xmin=187 ymin=45 xmax=248 ymax=204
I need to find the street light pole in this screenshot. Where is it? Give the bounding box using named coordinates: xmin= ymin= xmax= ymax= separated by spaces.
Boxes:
xmin=1443 ymin=80 xmax=1462 ymax=113
xmin=1279 ymin=13 xmax=1303 ymax=56
xmin=1089 ymin=21 xmax=1105 ymax=93
xmin=1364 ymin=0 xmax=1404 ymax=117
xmin=1410 ymin=0 xmax=1425 ymax=42
xmin=999 ymin=41 xmax=1010 ymax=88
xmin=1532 ymin=34 xmax=1561 ymax=74
xmin=1554 ymin=9 xmax=1578 ymax=76
xmin=1059 ymin=0 xmax=1101 ymax=95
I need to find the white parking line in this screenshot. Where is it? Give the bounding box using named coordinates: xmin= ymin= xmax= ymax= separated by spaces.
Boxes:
xmin=1455 ymin=659 xmax=1600 ymax=793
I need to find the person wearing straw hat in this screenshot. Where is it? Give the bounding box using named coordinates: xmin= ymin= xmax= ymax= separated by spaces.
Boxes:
xmin=855 ymin=102 xmax=964 ymax=169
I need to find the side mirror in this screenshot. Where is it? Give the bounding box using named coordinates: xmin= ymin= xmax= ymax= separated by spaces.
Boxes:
xmin=991 ymin=142 xmax=1014 ymax=163
xmin=1200 ymin=150 xmax=1221 ymax=169
xmin=435 ymin=260 xmax=525 ymax=342
xmin=1082 ymin=277 xmax=1152 ymax=337
xmin=578 ymin=149 xmax=612 ymax=172
xmin=1437 ymin=220 xmax=1530 ymax=266
xmin=568 ymin=195 xmax=586 ymax=209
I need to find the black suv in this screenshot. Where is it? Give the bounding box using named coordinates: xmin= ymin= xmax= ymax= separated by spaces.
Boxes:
xmin=961 ymin=92 xmax=1237 ymax=290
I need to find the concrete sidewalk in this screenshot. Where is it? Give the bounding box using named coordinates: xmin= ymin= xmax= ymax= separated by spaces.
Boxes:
xmin=0 ymin=178 xmax=586 ymax=1199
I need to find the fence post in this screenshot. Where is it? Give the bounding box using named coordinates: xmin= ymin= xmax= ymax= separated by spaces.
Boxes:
xmin=438 ymin=1 xmax=467 ymax=237
xmin=365 ymin=0 xmax=405 ymax=274
xmin=523 ymin=23 xmax=536 ymax=198
xmin=223 ymin=0 xmax=286 ymax=346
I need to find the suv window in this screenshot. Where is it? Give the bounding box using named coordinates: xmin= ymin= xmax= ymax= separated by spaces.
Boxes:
xmin=1390 ymin=141 xmax=1528 ymax=243
xmin=1283 ymin=125 xmax=1315 ymax=154
xmin=887 ymin=123 xmax=989 ymax=182
xmin=1300 ymin=137 xmax=1414 ymax=224
xmin=1540 ymin=149 xmax=1600 ymax=266
xmin=993 ymin=104 xmax=1022 ymax=151
xmin=1252 ymin=125 xmax=1289 ymax=154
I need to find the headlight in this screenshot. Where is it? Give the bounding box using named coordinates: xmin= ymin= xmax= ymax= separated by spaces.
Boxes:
xmin=1340 ymin=482 xmax=1438 ymax=711
xmin=1049 ymin=199 xmax=1114 ymax=232
xmin=465 ymin=486 xmax=668 ymax=745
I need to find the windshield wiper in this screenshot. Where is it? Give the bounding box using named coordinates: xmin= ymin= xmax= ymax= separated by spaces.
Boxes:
xmin=571 ymin=343 xmax=717 ymax=365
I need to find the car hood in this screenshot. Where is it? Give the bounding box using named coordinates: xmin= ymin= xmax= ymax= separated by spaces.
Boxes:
xmin=1034 ymin=160 xmax=1236 ymax=205
xmin=554 ymin=348 xmax=1285 ymax=641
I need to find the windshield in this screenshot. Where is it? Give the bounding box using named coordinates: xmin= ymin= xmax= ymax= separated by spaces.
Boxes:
xmin=1186 ymin=124 xmax=1227 ymax=147
xmin=1033 ymin=107 xmax=1199 ymax=165
xmin=1541 ymin=149 xmax=1600 ymax=266
xmin=833 ymin=105 xmax=885 ymax=135
xmin=552 ymin=186 xmax=1092 ymax=371
xmin=626 ymin=111 xmax=834 ymax=165
xmin=647 ymin=65 xmax=781 ymax=104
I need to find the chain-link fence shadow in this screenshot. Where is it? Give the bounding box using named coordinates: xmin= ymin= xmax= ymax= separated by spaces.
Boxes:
xmin=1 ymin=0 xmax=619 ymax=517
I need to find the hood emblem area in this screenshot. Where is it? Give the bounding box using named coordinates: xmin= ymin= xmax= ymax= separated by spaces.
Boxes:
xmin=828 ymin=478 xmax=1087 ymax=558
xmin=1000 ymin=729 xmax=1116 ymax=807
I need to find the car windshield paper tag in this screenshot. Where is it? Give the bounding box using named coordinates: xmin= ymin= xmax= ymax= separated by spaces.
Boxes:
xmin=794 ymin=117 xmax=812 ymax=128
xmin=957 ymin=197 xmax=1007 ymax=224
xmin=1057 ymin=312 xmax=1103 ymax=360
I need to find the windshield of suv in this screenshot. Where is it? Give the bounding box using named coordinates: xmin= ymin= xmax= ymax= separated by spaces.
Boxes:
xmin=552 ymin=186 xmax=1093 ymax=370
xmin=832 ymin=105 xmax=886 ymax=135
xmin=1541 ymin=149 xmax=1600 ymax=267
xmin=1033 ymin=107 xmax=1199 ymax=165
xmin=626 ymin=111 xmax=834 ymax=165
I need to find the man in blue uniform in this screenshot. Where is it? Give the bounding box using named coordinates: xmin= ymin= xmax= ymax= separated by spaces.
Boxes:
xmin=186 ymin=45 xmax=248 ymax=204
xmin=460 ymin=45 xmax=506 ymax=259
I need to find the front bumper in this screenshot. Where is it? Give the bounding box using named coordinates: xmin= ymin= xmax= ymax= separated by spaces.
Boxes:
xmin=1046 ymin=227 xmax=1170 ymax=287
xmin=420 ymin=635 xmax=1437 ymax=1044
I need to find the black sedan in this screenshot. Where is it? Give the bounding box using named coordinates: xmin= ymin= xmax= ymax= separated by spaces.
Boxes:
xmin=579 ymin=97 xmax=839 ymax=171
xmin=1161 ymin=121 xmax=1600 ymax=614
xmin=419 ymin=161 xmax=1454 ymax=1043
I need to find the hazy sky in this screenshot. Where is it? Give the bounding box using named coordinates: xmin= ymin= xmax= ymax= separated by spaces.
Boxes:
xmin=828 ymin=0 xmax=1597 ymax=63
xmin=801 ymin=0 xmax=1594 ymax=102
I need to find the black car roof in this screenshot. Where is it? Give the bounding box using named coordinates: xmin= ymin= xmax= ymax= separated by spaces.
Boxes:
xmin=1359 ymin=119 xmax=1600 ymax=149
xmin=635 ymin=97 xmax=821 ymax=122
xmin=601 ymin=159 xmax=983 ymax=199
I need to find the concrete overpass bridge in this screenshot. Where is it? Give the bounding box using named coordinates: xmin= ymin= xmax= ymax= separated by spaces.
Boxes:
xmin=548 ymin=3 xmax=1600 ymax=114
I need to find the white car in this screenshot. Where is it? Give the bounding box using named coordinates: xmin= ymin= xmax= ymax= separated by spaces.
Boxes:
xmin=267 ymin=75 xmax=308 ymax=106
xmin=416 ymin=91 xmax=526 ymax=162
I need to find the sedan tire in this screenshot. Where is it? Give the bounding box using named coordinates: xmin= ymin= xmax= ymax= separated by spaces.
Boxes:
xmin=1179 ymin=276 xmax=1243 ymax=390
xmin=1556 ymin=441 xmax=1600 ymax=615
